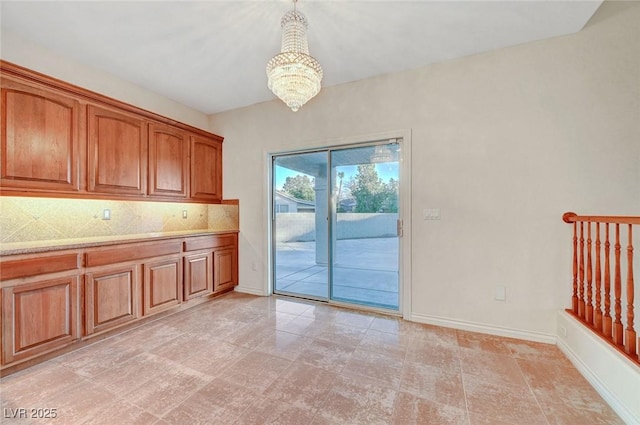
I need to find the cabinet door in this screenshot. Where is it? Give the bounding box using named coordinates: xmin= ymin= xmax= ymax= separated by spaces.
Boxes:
xmin=1 ymin=80 xmax=80 ymax=191
xmin=1 ymin=276 xmax=79 ymax=365
xmin=148 ymin=123 xmax=189 ymax=198
xmin=143 ymin=257 xmax=182 ymax=316
xmin=214 ymin=247 xmax=237 ymax=293
xmin=184 ymin=252 xmax=213 ymax=301
xmin=87 ymin=105 xmax=147 ymax=195
xmin=85 ymin=266 xmax=138 ymax=336
xmin=190 ymin=135 xmax=222 ymax=202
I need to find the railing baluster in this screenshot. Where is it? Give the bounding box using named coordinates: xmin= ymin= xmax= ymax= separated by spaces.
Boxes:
xmin=613 ymin=224 xmax=623 ymax=346
xmin=603 ymin=223 xmax=612 ymax=339
xmin=563 ymin=213 xmax=639 ymax=365
xmin=594 ymin=223 xmax=602 ymax=330
xmin=572 ymin=222 xmax=578 ymax=313
xmin=579 ymin=222 xmax=585 ymax=319
xmin=586 ymin=222 xmax=593 ymax=325
xmin=625 ymin=225 xmax=636 ymax=356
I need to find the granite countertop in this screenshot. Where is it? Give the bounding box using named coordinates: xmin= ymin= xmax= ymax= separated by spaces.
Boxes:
xmin=0 ymin=229 xmax=239 ymax=256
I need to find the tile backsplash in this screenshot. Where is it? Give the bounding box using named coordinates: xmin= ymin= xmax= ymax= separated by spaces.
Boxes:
xmin=0 ymin=197 xmax=238 ymax=244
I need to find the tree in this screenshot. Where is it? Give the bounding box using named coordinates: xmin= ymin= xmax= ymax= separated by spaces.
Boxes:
xmin=347 ymin=165 xmax=398 ymax=213
xmin=382 ymin=177 xmax=399 ymax=213
xmin=282 ymin=174 xmax=315 ymax=201
xmin=348 ymin=164 xmax=386 ymax=213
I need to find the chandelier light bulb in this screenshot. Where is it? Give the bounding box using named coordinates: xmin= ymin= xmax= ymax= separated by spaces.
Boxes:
xmin=266 ymin=0 xmax=323 ymax=112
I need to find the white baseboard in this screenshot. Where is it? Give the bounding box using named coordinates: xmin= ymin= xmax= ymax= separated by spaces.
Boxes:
xmin=234 ymin=285 xmax=269 ymax=296
xmin=557 ymin=311 xmax=639 ymax=425
xmin=409 ymin=313 xmax=557 ymax=344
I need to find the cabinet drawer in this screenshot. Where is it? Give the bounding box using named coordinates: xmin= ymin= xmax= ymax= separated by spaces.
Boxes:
xmin=184 ymin=234 xmax=236 ymax=252
xmin=1 ymin=253 xmax=80 ymax=280
xmin=85 ymin=240 xmax=182 ymax=267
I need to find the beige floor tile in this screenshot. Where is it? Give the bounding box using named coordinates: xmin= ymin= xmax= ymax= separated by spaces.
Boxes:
xmin=254 ymin=330 xmax=314 ymax=361
xmin=179 ymin=340 xmax=251 ymax=377
xmin=358 ymin=328 xmax=410 ymax=359
xmin=369 ymin=315 xmax=417 ymax=337
xmin=235 ymin=397 xmax=317 ymax=425
xmin=89 ymin=352 xmax=180 ymax=396
xmin=40 ymin=381 xmax=118 ymax=425
xmin=411 ymin=323 xmax=458 ymax=345
xmin=464 ymin=374 xmax=547 ymax=424
xmin=343 ymin=348 xmax=405 ymax=388
xmin=56 ymin=342 xmax=143 ymax=379
xmin=334 ymin=310 xmax=376 ymax=329
xmin=110 ymin=322 xmax=184 ymax=352
xmin=400 ymin=361 xmax=466 ymax=409
xmin=264 ymin=361 xmax=338 ymax=411
xmin=459 ymin=348 xmax=528 ymax=387
xmin=80 ymin=401 xmax=159 ymax=425
xmin=218 ymin=351 xmax=292 ymax=393
xmin=0 ymin=293 xmax=625 ymax=425
xmin=149 ymin=331 xmax=216 ymax=363
xmin=406 ymin=339 xmax=461 ymax=372
xmin=315 ymin=322 xmax=368 ymax=347
xmin=161 ymin=376 xmax=261 ymax=424
xmin=456 ymin=330 xmax=512 ymax=355
xmin=390 ymin=391 xmax=468 ymax=425
xmin=540 ymin=401 xmax=626 ymax=425
xmin=276 ymin=315 xmax=329 ymax=338
xmin=297 ymin=339 xmax=356 ymax=372
xmin=315 ymin=374 xmax=397 ymax=425
xmin=126 ymin=364 xmax=212 ymax=417
xmin=0 ymin=363 xmax=86 ymax=407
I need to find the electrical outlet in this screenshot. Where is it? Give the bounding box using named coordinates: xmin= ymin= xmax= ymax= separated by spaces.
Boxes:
xmin=251 ymin=261 xmax=257 ymax=271
xmin=102 ymin=209 xmax=111 ymax=220
xmin=559 ymin=326 xmax=567 ymax=337
xmin=182 ymin=210 xmax=188 ymax=219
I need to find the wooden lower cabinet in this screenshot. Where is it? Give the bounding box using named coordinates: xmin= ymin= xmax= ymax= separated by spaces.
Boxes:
xmin=143 ymin=257 xmax=182 ymax=316
xmin=1 ymin=276 xmax=79 ymax=364
xmin=1 ymin=231 xmax=237 ymax=372
xmin=214 ymin=247 xmax=238 ymax=293
xmin=184 ymin=252 xmax=213 ymax=300
xmin=84 ymin=265 xmax=139 ymax=336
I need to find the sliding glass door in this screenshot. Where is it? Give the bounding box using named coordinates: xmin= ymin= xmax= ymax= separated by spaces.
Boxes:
xmin=330 ymin=143 xmax=399 ymax=309
xmin=273 ymin=151 xmax=329 ymax=300
xmin=272 ymin=140 xmax=400 ymax=310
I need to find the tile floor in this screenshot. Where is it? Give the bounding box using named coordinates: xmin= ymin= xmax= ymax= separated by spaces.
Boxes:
xmin=0 ymin=292 xmax=625 ymax=425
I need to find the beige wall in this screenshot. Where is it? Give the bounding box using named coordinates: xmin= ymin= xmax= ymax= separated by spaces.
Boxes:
xmin=210 ymin=1 xmax=640 ymax=336
xmin=0 ymin=30 xmax=209 ymax=131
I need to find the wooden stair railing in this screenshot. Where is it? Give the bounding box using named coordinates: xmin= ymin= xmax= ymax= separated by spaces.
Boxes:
xmin=563 ymin=212 xmax=639 ymax=365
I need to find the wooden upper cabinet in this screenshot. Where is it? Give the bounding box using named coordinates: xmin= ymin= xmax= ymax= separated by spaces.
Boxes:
xmin=190 ymin=135 xmax=222 ymax=202
xmin=87 ymin=105 xmax=147 ymax=195
xmin=0 ymin=79 xmax=80 ymax=192
xmin=148 ymin=123 xmax=189 ymax=198
xmin=0 ymin=62 xmax=224 ymax=203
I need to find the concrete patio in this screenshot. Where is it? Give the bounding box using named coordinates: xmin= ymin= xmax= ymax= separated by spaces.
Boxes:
xmin=274 ymin=237 xmax=399 ymax=310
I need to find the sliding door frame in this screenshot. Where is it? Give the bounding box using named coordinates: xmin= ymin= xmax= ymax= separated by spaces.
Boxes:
xmin=266 ymin=130 xmax=412 ymax=319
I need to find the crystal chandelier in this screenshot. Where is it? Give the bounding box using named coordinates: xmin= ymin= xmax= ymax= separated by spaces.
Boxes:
xmin=266 ymin=0 xmax=323 ymax=112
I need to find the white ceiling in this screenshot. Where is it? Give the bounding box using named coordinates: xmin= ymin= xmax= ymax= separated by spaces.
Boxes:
xmin=1 ymin=1 xmax=602 ymax=115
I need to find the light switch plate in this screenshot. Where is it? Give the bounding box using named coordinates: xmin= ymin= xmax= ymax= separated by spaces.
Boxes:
xmin=423 ymin=208 xmax=440 ymax=220
xmin=102 ymin=209 xmax=111 ymax=220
